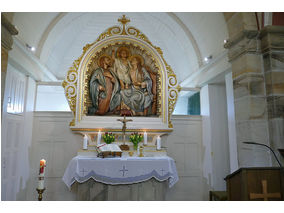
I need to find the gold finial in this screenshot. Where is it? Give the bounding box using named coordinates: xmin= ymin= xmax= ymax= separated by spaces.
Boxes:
xmin=118 ymin=15 xmax=130 ymax=35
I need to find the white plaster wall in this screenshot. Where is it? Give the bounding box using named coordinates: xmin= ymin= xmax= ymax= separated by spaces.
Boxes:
xmin=12 ymin=13 xmax=59 ymax=50
xmin=35 ymin=85 xmax=70 ymax=111
xmin=22 ymin=112 xmax=204 ymax=201
xmin=172 ymin=96 xmax=188 ymax=115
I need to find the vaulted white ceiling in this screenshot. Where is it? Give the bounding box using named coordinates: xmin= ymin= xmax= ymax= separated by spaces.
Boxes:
xmin=11 ymin=12 xmax=229 ymax=86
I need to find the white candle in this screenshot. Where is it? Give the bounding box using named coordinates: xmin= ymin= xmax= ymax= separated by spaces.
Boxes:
xmin=144 ymin=131 xmax=147 ymax=145
xmin=83 ymin=134 xmax=88 ymax=150
xmin=156 ymin=136 xmax=161 ymax=150
xmin=97 ymin=131 xmax=101 ymax=145
xmin=38 ymin=159 xmax=46 ymax=189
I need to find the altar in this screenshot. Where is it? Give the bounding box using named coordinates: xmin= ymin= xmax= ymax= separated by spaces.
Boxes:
xmin=62 ymin=156 xmax=178 ymax=201
xmin=61 ymin=15 xmax=180 ymax=201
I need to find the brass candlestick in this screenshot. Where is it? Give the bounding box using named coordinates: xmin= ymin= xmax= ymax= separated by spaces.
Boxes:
xmin=139 ymin=146 xmax=144 ymax=157
xmin=36 ymin=188 xmax=46 ymax=201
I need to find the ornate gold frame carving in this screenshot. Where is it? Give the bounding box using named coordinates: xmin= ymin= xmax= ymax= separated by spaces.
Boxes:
xmin=62 ymin=15 xmax=180 ymax=128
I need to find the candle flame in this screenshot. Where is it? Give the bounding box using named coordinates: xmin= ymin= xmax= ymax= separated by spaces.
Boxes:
xmin=40 ymin=159 xmax=46 ymax=166
xmin=39 ymin=159 xmax=46 ymax=174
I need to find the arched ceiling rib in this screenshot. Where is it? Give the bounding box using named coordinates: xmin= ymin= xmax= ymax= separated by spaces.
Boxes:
xmin=167 ymin=12 xmax=203 ymax=67
xmin=36 ymin=12 xmax=67 ymax=59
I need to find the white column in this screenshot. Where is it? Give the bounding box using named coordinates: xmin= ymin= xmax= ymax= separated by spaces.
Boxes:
xmin=225 ymin=72 xmax=239 ymax=173
xmin=201 ymin=84 xmax=230 ymax=191
xmin=200 ymin=85 xmax=213 ymax=190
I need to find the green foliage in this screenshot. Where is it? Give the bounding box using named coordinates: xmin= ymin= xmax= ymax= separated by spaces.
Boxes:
xmin=102 ymin=132 xmax=115 ymax=144
xmin=129 ymin=132 xmax=143 ymax=149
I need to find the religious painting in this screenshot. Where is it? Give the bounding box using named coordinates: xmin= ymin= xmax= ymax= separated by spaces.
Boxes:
xmin=86 ymin=44 xmax=159 ymax=117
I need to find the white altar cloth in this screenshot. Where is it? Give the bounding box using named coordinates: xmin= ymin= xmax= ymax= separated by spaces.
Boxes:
xmin=62 ymin=156 xmax=179 ymax=189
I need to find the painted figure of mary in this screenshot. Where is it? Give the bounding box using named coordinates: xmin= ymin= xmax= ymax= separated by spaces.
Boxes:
xmin=120 ymin=55 xmax=153 ymax=116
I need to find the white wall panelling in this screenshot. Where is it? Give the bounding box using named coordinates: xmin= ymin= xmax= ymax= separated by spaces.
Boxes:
xmin=1 ymin=65 xmax=36 ymax=200
xmin=24 ymin=112 xmax=81 ymax=200
xmin=164 ymin=115 xmax=203 ymax=200
xmin=22 ymin=113 xmax=203 ymax=200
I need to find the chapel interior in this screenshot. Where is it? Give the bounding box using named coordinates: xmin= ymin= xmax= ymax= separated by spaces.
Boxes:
xmin=1 ymin=12 xmax=284 ymax=201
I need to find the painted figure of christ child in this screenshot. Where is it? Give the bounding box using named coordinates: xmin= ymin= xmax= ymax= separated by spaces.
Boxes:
xmin=112 ymin=46 xmax=132 ymax=90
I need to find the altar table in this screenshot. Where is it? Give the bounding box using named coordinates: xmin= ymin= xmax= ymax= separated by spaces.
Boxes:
xmin=63 ymin=156 xmax=179 ymax=189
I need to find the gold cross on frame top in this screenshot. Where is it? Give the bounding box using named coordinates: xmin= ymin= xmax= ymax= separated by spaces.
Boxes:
xmin=249 ymin=180 xmax=281 ymax=201
xmin=118 ymin=15 xmax=130 ymax=35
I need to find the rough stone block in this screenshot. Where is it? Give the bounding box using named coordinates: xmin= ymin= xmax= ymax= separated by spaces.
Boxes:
xmin=265 ymin=72 xmax=284 ymax=95
xmin=241 ymin=13 xmax=259 ymax=32
xmin=228 ymin=38 xmax=258 ymax=62
xmin=236 ymin=120 xmax=269 ymax=145
xmin=235 ymin=96 xmax=267 ymax=121
xmin=268 ymin=118 xmax=284 ymax=166
xmin=267 ymin=96 xmax=284 ymax=119
xmin=238 ymin=146 xmax=271 ymax=167
xmin=233 ymin=74 xmax=265 ymax=98
xmin=223 ymin=12 xmax=236 ymax=22
xmin=263 ymin=52 xmax=284 ymax=72
xmin=268 ymin=118 xmax=284 ymax=149
xmin=227 ymin=13 xmax=257 ymax=38
xmin=232 ymin=54 xmax=262 ymax=79
xmin=236 ymin=120 xmax=271 ymax=167
xmin=227 ymin=13 xmax=244 ymax=38
xmin=261 ymin=31 xmax=284 ymax=52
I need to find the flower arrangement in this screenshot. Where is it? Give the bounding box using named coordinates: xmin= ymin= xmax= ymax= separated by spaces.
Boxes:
xmin=102 ymin=132 xmax=115 ymax=144
xmin=129 ymin=132 xmax=143 ymax=150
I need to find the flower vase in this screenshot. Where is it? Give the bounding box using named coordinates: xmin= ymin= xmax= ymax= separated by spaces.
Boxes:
xmin=133 ymin=143 xmax=138 ymax=151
